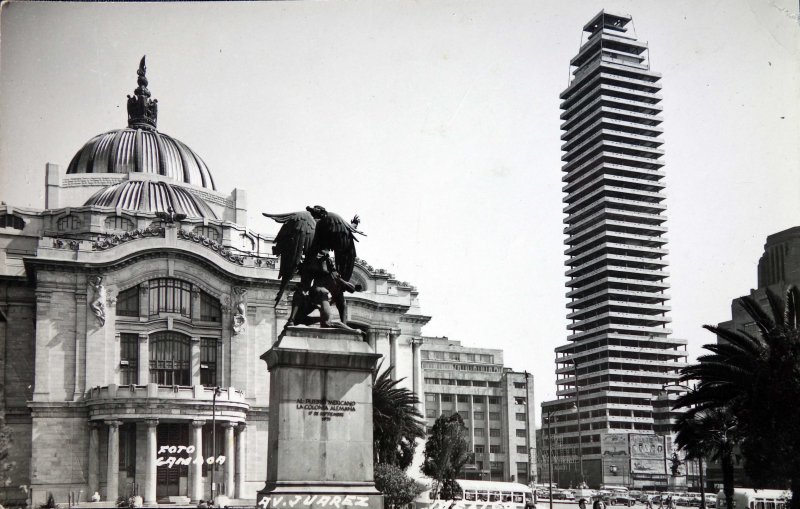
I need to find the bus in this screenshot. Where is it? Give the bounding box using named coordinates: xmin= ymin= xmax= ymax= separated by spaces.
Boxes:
xmin=416 ymin=479 xmax=535 ymax=509
xmin=716 ymin=489 xmax=791 ymax=509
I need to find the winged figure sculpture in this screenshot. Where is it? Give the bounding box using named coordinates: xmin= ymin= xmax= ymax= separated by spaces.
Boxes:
xmin=263 ymin=205 xmax=365 ymax=332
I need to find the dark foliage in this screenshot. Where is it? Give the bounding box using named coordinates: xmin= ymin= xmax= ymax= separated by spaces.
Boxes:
xmin=421 ymin=413 xmax=470 ymax=501
xmin=673 ymin=286 xmax=800 ymax=509
xmin=372 ymin=366 xmax=425 ymax=469
xmin=374 ymin=463 xmax=426 ymax=509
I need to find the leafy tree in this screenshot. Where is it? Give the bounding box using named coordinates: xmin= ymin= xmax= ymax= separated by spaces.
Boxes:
xmin=0 ymin=415 xmax=14 ymax=489
xmin=421 ymin=413 xmax=470 ymax=501
xmin=372 ymin=366 xmax=425 ymax=469
xmin=675 ymin=286 xmax=800 ymax=509
xmin=374 ymin=463 xmax=426 ymax=509
xmin=673 ymin=407 xmax=740 ymax=509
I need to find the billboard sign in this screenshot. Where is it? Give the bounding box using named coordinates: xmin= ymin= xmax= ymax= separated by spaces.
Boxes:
xmin=629 ymin=434 xmax=666 ymax=474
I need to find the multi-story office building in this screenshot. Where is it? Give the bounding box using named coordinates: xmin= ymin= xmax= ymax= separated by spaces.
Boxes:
xmin=421 ymin=337 xmax=536 ymax=485
xmin=540 ymin=11 xmax=687 ymax=488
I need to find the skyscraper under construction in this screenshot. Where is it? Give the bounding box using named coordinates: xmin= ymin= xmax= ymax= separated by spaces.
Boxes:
xmin=540 ymin=11 xmax=688 ymax=488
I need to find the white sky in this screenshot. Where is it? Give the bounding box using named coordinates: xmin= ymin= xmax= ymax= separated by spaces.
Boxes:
xmin=1 ymin=0 xmax=798 ymax=409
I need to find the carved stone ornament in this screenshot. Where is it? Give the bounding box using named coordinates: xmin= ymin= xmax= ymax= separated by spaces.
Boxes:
xmin=232 ymin=287 xmax=247 ymax=335
xmin=88 ymin=276 xmax=107 ymax=326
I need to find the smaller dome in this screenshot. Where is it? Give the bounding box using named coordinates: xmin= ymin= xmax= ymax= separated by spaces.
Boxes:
xmin=66 ymin=128 xmax=216 ymax=190
xmin=85 ymin=180 xmax=217 ymax=219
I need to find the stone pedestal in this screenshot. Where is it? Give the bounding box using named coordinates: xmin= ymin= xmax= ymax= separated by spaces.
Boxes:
xmin=257 ymin=327 xmax=383 ymax=509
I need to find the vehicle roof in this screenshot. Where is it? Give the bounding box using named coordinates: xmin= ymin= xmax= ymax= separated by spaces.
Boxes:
xmin=455 ymin=480 xmax=532 ymax=492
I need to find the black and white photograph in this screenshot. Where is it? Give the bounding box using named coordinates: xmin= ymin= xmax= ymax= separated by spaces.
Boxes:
xmin=0 ymin=2 xmax=798 ymax=509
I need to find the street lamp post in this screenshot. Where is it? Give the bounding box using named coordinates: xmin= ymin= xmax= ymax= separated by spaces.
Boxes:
xmin=546 ymin=411 xmax=555 ymax=509
xmin=574 ymin=362 xmax=584 ymax=485
xmin=210 ymin=386 xmax=222 ymax=504
xmin=663 ymin=383 xmax=705 ymax=509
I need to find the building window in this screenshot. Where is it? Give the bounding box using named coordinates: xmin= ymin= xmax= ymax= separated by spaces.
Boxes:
xmin=516 ymin=429 xmax=526 ymax=438
xmin=57 ymin=215 xmax=81 ymax=231
xmin=192 ymin=226 xmax=220 ymax=242
xmin=448 ymin=352 xmax=460 ymax=361
xmin=119 ymin=423 xmax=137 ymax=476
xmin=200 ymin=338 xmax=218 ymax=386
xmin=516 ymin=462 xmax=528 ymax=474
xmin=425 ymin=393 xmax=437 ymax=403
xmin=476 ymin=461 xmax=484 ymax=471
xmin=426 ymin=409 xmax=438 ymax=418
xmin=105 ymin=216 xmax=134 ymax=231
xmin=457 ymin=395 xmax=469 ymax=403
xmin=425 ymin=378 xmax=439 ymax=385
xmin=0 ymin=214 xmax=25 ymax=230
xmin=514 ymin=382 xmax=526 ymax=389
xmin=149 ymin=331 xmax=191 ymax=385
xmin=490 ymin=445 xmax=501 ymax=453
xmin=117 ymin=285 xmax=139 ymax=317
xmin=516 ymin=413 xmax=526 ymax=422
xmin=488 ymin=397 xmax=500 ymax=405
xmin=490 ymin=428 xmax=501 ymax=437
xmin=433 ymin=351 xmax=445 ymax=360
xmin=517 ymin=446 xmax=527 ymax=454
xmin=458 ymin=411 xmax=469 ymax=420
xmin=149 ymin=278 xmax=192 ymax=318
xmin=474 ymin=428 xmax=485 ymax=437
xmin=475 ymin=445 xmax=485 ymax=453
xmin=456 ymin=380 xmax=471 ymax=386
xmin=490 ymin=461 xmax=504 ymax=472
xmin=472 ymin=381 xmax=487 ymax=387
xmin=474 ymin=411 xmax=485 ymax=420
xmin=489 ymin=412 xmax=501 ymax=421
xmin=480 ymin=354 xmax=494 ymax=364
xmin=200 ymin=291 xmax=221 ymax=322
xmin=421 ymin=351 xmax=431 ymax=360
xmin=515 ymin=397 xmax=527 ymax=405
xmin=441 ymin=394 xmax=454 ymax=403
xmin=488 ymin=381 xmax=501 ymax=388
xmin=120 ymin=333 xmax=139 ymax=385
xmin=472 ymin=396 xmax=484 ymax=404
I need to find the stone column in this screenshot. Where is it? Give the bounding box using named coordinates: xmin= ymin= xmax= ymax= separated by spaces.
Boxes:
xmin=191 ymin=420 xmax=204 ymax=503
xmin=106 ymin=420 xmax=122 ymax=502
xmin=410 ymin=337 xmax=423 ymax=411
xmin=88 ymin=422 xmax=100 ymax=497
xmin=191 ymin=336 xmax=201 ymax=386
xmin=235 ymin=424 xmax=246 ymax=499
xmin=144 ymin=420 xmax=159 ymax=505
xmin=223 ymin=423 xmax=236 ymax=496
xmin=138 ymin=334 xmax=149 ymax=384
xmin=389 ymin=330 xmax=399 ymax=379
xmin=367 ymin=330 xmax=377 ymax=350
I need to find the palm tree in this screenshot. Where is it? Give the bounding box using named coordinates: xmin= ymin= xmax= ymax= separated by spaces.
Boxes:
xmin=674 ymin=286 xmax=800 ymax=509
xmin=673 ymin=407 xmax=740 ymax=509
xmin=372 ymin=365 xmax=425 ymax=469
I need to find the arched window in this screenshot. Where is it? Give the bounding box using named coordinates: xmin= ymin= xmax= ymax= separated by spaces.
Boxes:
xmin=192 ymin=226 xmax=220 ymax=242
xmin=0 ymin=214 xmax=25 ymax=230
xmin=149 ymin=331 xmax=190 ymax=386
xmin=57 ymin=215 xmax=81 ymax=231
xmin=199 ymin=291 xmax=221 ymax=322
xmin=117 ymin=285 xmax=140 ymax=317
xmin=149 ymin=278 xmax=192 ymax=318
xmin=105 ymin=216 xmax=134 ymax=231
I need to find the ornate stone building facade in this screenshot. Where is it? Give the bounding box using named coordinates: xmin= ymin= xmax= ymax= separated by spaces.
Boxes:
xmin=0 ymin=62 xmax=429 ymax=506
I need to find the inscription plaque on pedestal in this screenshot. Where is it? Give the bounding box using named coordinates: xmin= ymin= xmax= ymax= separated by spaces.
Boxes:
xmin=257 ymin=326 xmax=383 ymax=509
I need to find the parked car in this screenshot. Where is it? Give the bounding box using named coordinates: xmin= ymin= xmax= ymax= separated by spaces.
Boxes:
xmin=607 ymin=493 xmax=636 ymax=506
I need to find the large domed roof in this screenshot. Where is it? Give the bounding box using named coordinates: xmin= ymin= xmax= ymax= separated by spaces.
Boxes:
xmin=66 ymin=56 xmax=216 ymax=191
xmin=67 ymin=128 xmax=216 ymax=190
